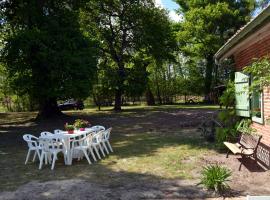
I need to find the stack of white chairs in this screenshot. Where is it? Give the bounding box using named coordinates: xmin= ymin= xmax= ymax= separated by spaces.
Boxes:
xmin=23 ymin=134 xmax=42 ymax=164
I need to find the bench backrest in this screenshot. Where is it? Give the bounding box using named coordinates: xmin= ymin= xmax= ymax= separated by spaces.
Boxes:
xmin=239 ymin=134 xmax=262 ymax=150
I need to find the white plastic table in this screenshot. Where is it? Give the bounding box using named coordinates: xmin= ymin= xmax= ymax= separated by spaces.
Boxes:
xmin=40 ymin=128 xmax=94 ymax=165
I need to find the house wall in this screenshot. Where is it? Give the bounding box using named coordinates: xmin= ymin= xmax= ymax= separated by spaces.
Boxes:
xmin=233 ymin=32 xmax=270 ymax=167
xmin=234 ymin=34 xmax=270 ymax=71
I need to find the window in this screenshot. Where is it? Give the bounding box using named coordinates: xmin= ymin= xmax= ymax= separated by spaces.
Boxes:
xmin=251 ymin=90 xmax=263 ymax=124
xmin=234 ymin=72 xmax=264 ymax=124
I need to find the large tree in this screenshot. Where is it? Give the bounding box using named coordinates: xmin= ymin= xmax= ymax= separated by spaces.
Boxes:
xmin=0 ymin=0 xmax=98 ymax=118
xmin=82 ymin=0 xmax=176 ymax=111
xmin=175 ymin=0 xmax=256 ymax=95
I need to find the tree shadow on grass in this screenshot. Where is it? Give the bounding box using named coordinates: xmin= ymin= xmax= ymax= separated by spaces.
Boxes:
xmin=0 ymin=148 xmax=244 ymax=200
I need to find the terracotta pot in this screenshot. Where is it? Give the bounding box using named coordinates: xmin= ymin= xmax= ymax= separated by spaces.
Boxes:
xmin=79 ymin=128 xmax=85 ymax=131
xmin=67 ymin=130 xmax=74 ymax=134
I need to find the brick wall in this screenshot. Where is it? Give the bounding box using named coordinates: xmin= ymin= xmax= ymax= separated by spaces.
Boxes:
xmin=234 ymin=34 xmax=270 ymax=71
xmin=234 ymin=32 xmax=270 ymax=168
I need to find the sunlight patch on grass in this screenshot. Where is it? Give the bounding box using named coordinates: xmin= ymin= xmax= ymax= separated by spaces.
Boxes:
xmin=98 ymin=134 xmax=215 ymax=179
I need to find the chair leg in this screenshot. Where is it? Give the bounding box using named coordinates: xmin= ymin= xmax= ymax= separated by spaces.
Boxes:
xmin=93 ymin=146 xmax=101 ymax=159
xmin=25 ymin=149 xmax=31 ymax=164
xmin=51 ymin=154 xmax=57 ymax=170
xmin=106 ymin=141 xmax=113 ymax=152
xmin=102 ymin=142 xmax=109 ymax=154
xmin=39 ymin=152 xmax=44 ymax=170
xmin=99 ymin=144 xmax=106 ymax=157
xmin=32 ymin=151 xmax=37 ymax=162
xmin=37 ymin=150 xmax=41 ymax=161
xmin=83 ymin=149 xmax=92 ymax=164
xmin=89 ymin=147 xmax=97 ymax=162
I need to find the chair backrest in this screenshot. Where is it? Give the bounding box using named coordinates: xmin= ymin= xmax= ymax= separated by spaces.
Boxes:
xmin=103 ymin=128 xmax=112 ymax=140
xmin=40 ymin=131 xmax=54 ymax=137
xmin=91 ymin=125 xmax=105 ymax=133
xmin=39 ymin=135 xmax=64 ymax=152
xmin=92 ymin=130 xmax=104 ymax=143
xmin=54 ymin=129 xmax=63 ymax=134
xmin=84 ymin=134 xmax=94 ymax=146
xmin=240 ymin=134 xmax=262 ymax=150
xmin=71 ymin=133 xmax=91 ymax=148
xmin=23 ymin=134 xmax=39 ymax=148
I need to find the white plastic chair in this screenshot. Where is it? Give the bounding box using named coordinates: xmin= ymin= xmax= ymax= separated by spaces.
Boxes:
xmin=54 ymin=129 xmax=63 ymax=134
xmin=91 ymin=125 xmax=105 ymax=134
xmin=70 ymin=133 xmax=96 ymax=164
xmin=38 ymin=135 xmax=66 ymax=170
xmin=92 ymin=131 xmax=106 ymax=158
xmin=103 ymin=128 xmax=113 ymax=153
xmin=40 ymin=131 xmax=54 ymax=137
xmin=23 ymin=134 xmax=41 ymax=164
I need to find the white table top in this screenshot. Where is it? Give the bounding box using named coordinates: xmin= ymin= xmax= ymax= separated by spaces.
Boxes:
xmin=40 ymin=128 xmax=95 ymax=139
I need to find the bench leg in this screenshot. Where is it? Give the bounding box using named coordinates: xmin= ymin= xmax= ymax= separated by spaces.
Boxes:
xmin=226 ymin=150 xmax=230 ymax=158
xmin=238 ymin=161 xmax=243 ymax=171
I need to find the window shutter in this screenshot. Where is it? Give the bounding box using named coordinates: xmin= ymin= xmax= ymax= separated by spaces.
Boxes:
xmin=235 ymin=72 xmax=250 ymax=117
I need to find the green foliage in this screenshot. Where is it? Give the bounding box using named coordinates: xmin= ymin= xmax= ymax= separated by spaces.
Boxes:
xmin=82 ymin=0 xmax=177 ymax=110
xmin=1 ymin=0 xmax=98 ymax=116
xmin=199 ymin=165 xmax=232 ymax=193
xmin=215 ymin=80 xmax=240 ymax=149
xmin=216 ymin=109 xmax=240 ymax=149
xmin=175 ymin=0 xmax=255 ymax=94
xmin=236 ymin=118 xmax=256 ymax=134
xmin=74 ymin=119 xmax=90 ymax=129
xmin=219 ymin=80 xmax=235 ymax=108
xmin=243 ymin=56 xmax=270 ymax=91
xmin=64 ymin=123 xmax=74 ymax=131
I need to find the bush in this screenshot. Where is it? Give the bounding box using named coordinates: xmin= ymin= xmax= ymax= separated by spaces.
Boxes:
xmin=215 ymin=110 xmax=240 ymax=149
xmin=199 ymin=165 xmax=232 ymax=193
xmin=219 ymin=80 xmax=235 ymax=108
xmin=236 ymin=118 xmax=256 ymax=134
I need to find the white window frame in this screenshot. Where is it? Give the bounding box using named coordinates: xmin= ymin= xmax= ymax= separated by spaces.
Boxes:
xmin=251 ymin=92 xmax=264 ymax=124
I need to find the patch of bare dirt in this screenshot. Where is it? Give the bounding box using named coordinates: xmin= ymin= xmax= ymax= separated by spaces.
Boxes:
xmin=200 ymin=153 xmax=270 ymax=196
xmin=0 ymin=178 xmax=246 ymax=200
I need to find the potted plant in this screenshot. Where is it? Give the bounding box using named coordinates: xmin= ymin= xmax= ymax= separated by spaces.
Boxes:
xmin=64 ymin=123 xmax=75 ymax=134
xmin=74 ymin=119 xmax=90 ymax=131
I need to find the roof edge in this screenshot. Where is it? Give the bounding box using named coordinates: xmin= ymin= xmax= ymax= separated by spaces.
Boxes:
xmin=214 ymin=5 xmax=270 ymax=62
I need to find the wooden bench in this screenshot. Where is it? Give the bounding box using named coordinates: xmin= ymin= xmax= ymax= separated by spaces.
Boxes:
xmin=224 ymin=133 xmax=262 ymax=170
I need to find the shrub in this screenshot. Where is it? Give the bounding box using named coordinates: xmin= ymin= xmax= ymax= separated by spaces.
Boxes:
xmin=219 ymin=80 xmax=235 ymax=108
xmin=215 ymin=110 xmax=240 ymax=149
xmin=199 ymin=165 xmax=232 ymax=193
xmin=236 ymin=118 xmax=256 ymax=134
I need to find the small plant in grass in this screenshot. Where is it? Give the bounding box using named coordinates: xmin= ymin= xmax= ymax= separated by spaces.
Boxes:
xmin=199 ymin=165 xmax=232 ymax=193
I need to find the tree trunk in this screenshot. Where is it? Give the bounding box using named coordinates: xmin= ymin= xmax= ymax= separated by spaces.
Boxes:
xmin=146 ymin=86 xmax=155 ymax=106
xmin=204 ymin=55 xmax=214 ymax=100
xmin=36 ymin=98 xmax=63 ymax=119
xmin=114 ymin=89 xmax=122 ymax=111
xmin=114 ymin=62 xmax=125 ymax=111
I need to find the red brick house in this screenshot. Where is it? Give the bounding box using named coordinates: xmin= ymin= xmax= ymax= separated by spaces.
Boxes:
xmin=214 ymin=5 xmax=270 ymax=168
